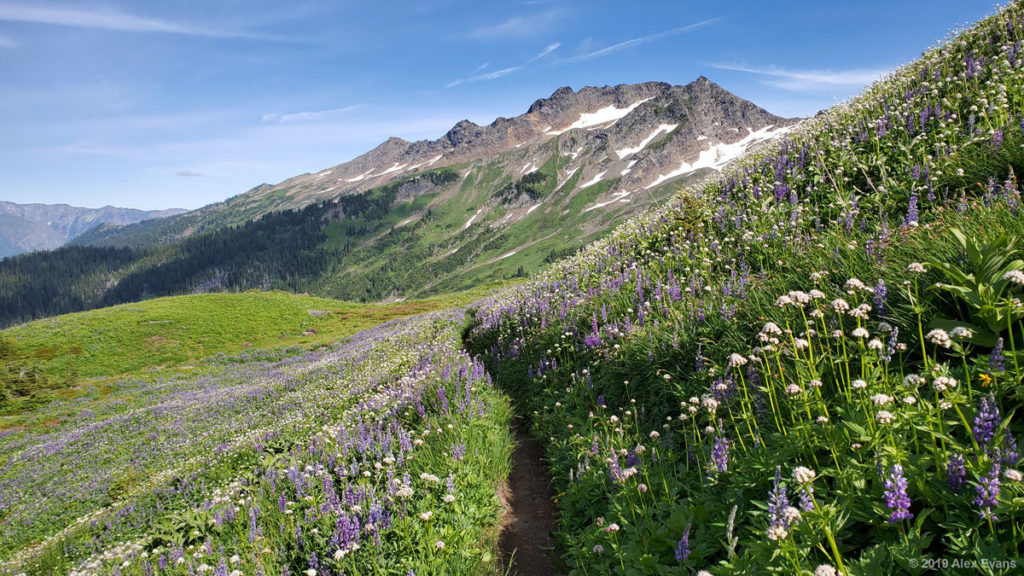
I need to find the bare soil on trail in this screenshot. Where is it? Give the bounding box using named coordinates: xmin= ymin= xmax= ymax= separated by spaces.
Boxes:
xmin=497 ymin=422 xmax=559 ymax=575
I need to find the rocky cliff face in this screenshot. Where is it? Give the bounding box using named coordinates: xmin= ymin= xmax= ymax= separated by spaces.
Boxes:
xmin=0 ymin=202 xmax=185 ymax=257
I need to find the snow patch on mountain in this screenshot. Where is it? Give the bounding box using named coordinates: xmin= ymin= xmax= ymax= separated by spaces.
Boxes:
xmin=579 ymin=171 xmax=607 ymax=189
xmin=615 ymin=124 xmax=678 ymax=158
xmin=645 ymin=124 xmax=796 ymax=189
xmin=546 ymin=98 xmax=654 ymax=135
xmin=464 ymin=208 xmax=483 ymax=230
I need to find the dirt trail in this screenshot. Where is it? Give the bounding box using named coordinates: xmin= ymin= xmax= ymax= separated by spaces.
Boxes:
xmin=497 ymin=422 xmax=559 ymax=575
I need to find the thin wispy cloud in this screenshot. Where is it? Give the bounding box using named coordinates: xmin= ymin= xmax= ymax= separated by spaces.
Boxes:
xmin=446 ymin=66 xmax=522 ymax=88
xmin=0 ymin=34 xmax=15 ymax=47
xmin=710 ymin=63 xmax=888 ymax=91
xmin=176 ymin=169 xmax=201 ymax=177
xmin=559 ymin=18 xmax=718 ymax=64
xmin=467 ymin=9 xmax=562 ymax=40
xmin=0 ymin=2 xmax=255 ymax=38
xmin=527 ymin=42 xmax=560 ymax=63
xmin=447 ymin=41 xmax=559 ymax=88
xmin=261 ymin=105 xmax=364 ymax=124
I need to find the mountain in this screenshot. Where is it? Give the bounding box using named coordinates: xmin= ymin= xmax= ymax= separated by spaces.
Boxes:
xmin=4 ymin=78 xmax=797 ymax=326
xmin=76 ymin=78 xmax=796 ymax=249
xmin=0 ymin=201 xmax=185 ymax=257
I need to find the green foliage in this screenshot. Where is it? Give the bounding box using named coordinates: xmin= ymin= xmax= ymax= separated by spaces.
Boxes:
xmin=928 ymin=227 xmax=1024 ymax=338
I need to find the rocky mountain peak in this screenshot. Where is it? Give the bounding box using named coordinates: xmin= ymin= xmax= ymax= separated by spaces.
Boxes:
xmin=442 ymin=119 xmax=483 ymax=150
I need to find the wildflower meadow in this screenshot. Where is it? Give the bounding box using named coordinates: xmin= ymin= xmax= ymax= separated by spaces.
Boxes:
xmin=468 ymin=3 xmax=1024 ymax=574
xmin=7 ymin=2 xmax=1024 ymax=575
xmin=2 ymin=312 xmax=512 ymax=575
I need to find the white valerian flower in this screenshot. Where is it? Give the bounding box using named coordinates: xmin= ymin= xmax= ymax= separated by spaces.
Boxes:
xmin=1004 ymin=469 xmax=1023 ymax=482
xmin=728 ymin=353 xmax=748 ymax=368
xmin=844 ymin=278 xmax=871 ymax=292
xmin=908 ymin=262 xmax=927 ymax=274
xmin=851 ymin=327 xmax=869 ymax=339
xmin=419 ymin=510 xmax=433 ymax=521
xmin=870 ymin=393 xmax=893 ymax=406
xmin=783 ymin=506 xmax=802 ymax=524
xmin=848 ymin=304 xmax=872 ymax=319
xmin=1003 ymin=269 xmax=1024 ymax=285
xmin=767 ymin=524 xmax=789 ymax=541
xmin=903 ymin=374 xmax=925 ymax=387
xmin=786 ymin=384 xmax=802 ymax=395
xmin=876 ymin=410 xmax=895 ymax=425
xmin=814 ymin=565 xmax=839 ymax=576
xmin=702 ymin=396 xmax=719 ymax=414
xmin=926 ymin=329 xmax=953 ymax=348
xmin=932 ymin=376 xmax=958 ymax=392
xmin=792 ymin=466 xmax=816 ymax=484
xmin=852 ymin=379 xmax=868 ymax=390
xmin=831 ymin=298 xmax=850 ymax=315
xmin=949 ymin=326 xmax=974 ymax=340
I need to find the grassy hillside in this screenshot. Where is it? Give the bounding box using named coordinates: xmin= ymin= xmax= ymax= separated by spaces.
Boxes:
xmin=1 ymin=312 xmax=513 ymax=576
xmin=0 ymin=285 xmax=506 ymax=422
xmin=468 ymin=3 xmax=1024 ymax=574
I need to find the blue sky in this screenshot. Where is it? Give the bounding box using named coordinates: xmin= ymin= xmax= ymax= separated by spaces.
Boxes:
xmin=0 ymin=1 xmax=999 ymax=210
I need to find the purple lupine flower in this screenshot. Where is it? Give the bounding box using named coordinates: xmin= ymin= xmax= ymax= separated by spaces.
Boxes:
xmin=990 ymin=338 xmax=1006 ymax=372
xmin=904 ymin=193 xmax=919 ymax=227
xmin=973 ymin=394 xmax=999 ymax=448
xmin=1003 ymin=433 xmax=1020 ymax=465
xmin=874 ymin=279 xmax=888 ymax=316
xmin=948 ymin=453 xmax=966 ymax=490
xmin=882 ymin=326 xmax=899 ymax=363
xmin=767 ymin=466 xmax=789 ymax=533
xmin=329 ymin=512 xmax=361 ymax=555
xmin=608 ymin=457 xmax=623 ymax=483
xmin=712 ymin=436 xmax=729 ymax=473
xmin=798 ymin=486 xmax=815 ymax=512
xmin=884 ymin=464 xmax=913 ymax=522
xmin=675 ymin=523 xmax=691 ymax=562
xmin=437 ymin=387 xmax=449 ymax=413
xmin=974 ymin=458 xmax=1001 ymax=521
xmin=248 ymin=504 xmax=262 ymax=543
xmin=450 ymin=442 xmax=466 ymax=462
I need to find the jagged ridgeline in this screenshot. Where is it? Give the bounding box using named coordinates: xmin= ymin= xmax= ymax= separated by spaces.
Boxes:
xmin=1 ymin=78 xmax=797 ymax=328
xmin=467 ymin=2 xmax=1024 ymax=574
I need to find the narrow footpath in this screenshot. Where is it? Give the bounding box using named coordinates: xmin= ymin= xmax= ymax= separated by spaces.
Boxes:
xmin=497 ymin=421 xmax=558 ymax=575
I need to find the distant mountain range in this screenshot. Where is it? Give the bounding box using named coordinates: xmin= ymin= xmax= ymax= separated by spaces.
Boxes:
xmin=2 ymin=78 xmax=799 ymax=326
xmin=0 ymin=202 xmax=185 ymax=258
